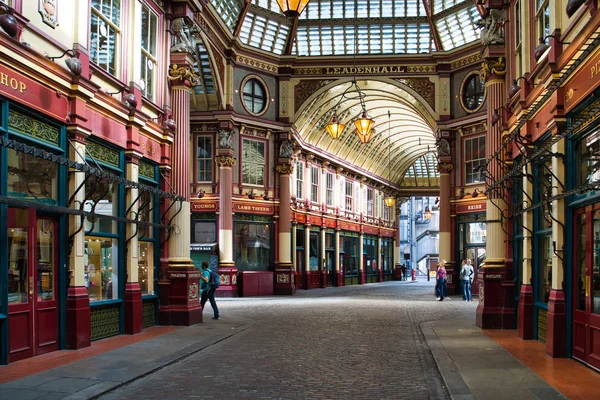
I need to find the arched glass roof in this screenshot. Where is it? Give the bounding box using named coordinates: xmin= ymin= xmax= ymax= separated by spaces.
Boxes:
xmin=209 ymin=0 xmax=481 ymax=56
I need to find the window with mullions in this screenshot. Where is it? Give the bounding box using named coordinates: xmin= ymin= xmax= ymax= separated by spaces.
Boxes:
xmin=211 ymin=0 xmax=243 ymax=31
xmin=326 ymin=172 xmax=334 ymax=206
xmin=345 ymin=181 xmax=353 ymax=212
xmin=367 ymin=188 xmax=374 ymax=216
xmin=579 ymin=128 xmax=600 ymax=185
xmin=300 ymin=0 xmax=426 ymax=19
xmin=465 ymin=136 xmax=485 ymax=184
xmin=242 ymin=78 xmax=267 ymax=115
xmin=364 ymin=236 xmax=377 ymax=276
xmin=197 ymin=136 xmax=213 ymax=182
xmin=514 ymin=0 xmax=522 ymax=79
xmin=342 ymin=234 xmax=359 ymax=276
xmin=534 ymin=153 xmax=552 ymax=304
xmin=311 ymin=166 xmax=319 ymax=203
xmin=536 ymin=0 xmax=550 ymax=50
xmin=296 ymin=161 xmax=304 ymax=200
xmin=90 ymin=0 xmax=121 ymax=76
xmin=242 ymin=139 xmax=265 ymax=186
xmin=462 ymin=73 xmax=485 ymax=112
xmin=138 ymin=164 xmax=158 ymax=296
xmin=309 ymin=230 xmax=320 ymax=271
xmin=234 ymin=217 xmax=273 ymax=271
xmin=435 ymin=6 xmax=479 ymax=50
xmin=382 ymin=239 xmax=393 ymax=274
xmin=140 ymin=3 xmax=158 ymax=101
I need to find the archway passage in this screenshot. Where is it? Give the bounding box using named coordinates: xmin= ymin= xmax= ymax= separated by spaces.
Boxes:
xmin=294 ymin=79 xmax=438 ymax=188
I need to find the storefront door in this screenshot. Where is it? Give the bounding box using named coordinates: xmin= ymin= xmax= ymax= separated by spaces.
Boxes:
xmin=573 ymin=207 xmax=600 ymax=370
xmin=464 ymin=247 xmax=486 ymax=295
xmin=7 ymin=208 xmax=59 ymax=362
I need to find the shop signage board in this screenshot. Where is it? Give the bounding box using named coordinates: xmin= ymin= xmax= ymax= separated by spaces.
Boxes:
xmin=455 ymin=202 xmax=486 ymax=214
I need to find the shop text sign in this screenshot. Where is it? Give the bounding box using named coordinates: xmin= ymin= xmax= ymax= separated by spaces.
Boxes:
xmin=0 ymin=64 xmax=67 ymax=120
xmin=191 ymin=202 xmax=217 ymax=212
xmin=233 ymin=203 xmax=274 ymax=215
xmin=565 ymin=50 xmax=600 ymax=111
xmin=455 ymin=202 xmax=486 ymax=214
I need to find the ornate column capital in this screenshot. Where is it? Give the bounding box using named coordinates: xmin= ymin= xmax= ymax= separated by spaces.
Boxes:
xmin=437 ymin=162 xmax=454 ymax=173
xmin=480 ymin=56 xmax=506 ymax=82
xmin=215 ymin=155 xmax=236 ymax=168
xmin=168 ymin=63 xmax=199 ymax=87
xmin=276 ymin=163 xmax=295 ymax=175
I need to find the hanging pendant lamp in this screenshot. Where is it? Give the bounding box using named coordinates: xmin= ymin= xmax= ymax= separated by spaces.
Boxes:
xmin=384 ymin=110 xmax=396 ymax=207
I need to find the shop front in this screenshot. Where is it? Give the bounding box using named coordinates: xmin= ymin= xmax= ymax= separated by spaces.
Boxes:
xmin=455 ymin=201 xmax=487 ymax=295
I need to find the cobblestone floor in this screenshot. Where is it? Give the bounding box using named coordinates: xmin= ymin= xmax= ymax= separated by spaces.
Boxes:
xmin=100 ymin=280 xmax=474 ymax=400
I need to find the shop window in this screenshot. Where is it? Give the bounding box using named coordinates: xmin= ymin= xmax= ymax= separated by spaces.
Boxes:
xmin=84 ymin=175 xmax=118 ymax=235
xmin=140 ymin=3 xmax=158 ymax=101
xmin=309 ymin=230 xmax=320 ymax=271
xmin=84 ymin=237 xmax=119 ymax=302
xmin=197 ymin=136 xmax=213 ymax=182
xmin=514 ymin=0 xmax=522 ymax=79
xmin=364 ymin=236 xmax=377 ymax=275
xmin=538 ymin=233 xmax=552 ymax=303
xmin=461 ymin=73 xmax=485 ymax=112
xmin=465 ymin=136 xmax=485 ymax=184
xmin=90 ymin=0 xmax=121 ymax=76
xmin=465 ymin=222 xmax=487 ymax=244
xmin=242 ymin=78 xmax=267 ymax=115
xmin=326 ymin=172 xmax=334 ymax=206
xmin=576 ymin=212 xmax=586 ymax=311
xmin=242 ymin=138 xmax=265 ymax=186
xmin=311 ymin=166 xmax=319 ymax=203
xmin=296 ymin=161 xmax=304 ymax=200
xmin=580 ymin=128 xmax=600 ymax=185
xmin=234 ymin=219 xmax=272 ymax=271
xmin=345 ymin=181 xmax=353 ymax=212
xmin=138 ymin=242 xmax=153 ymax=295
xmin=7 ymin=148 xmax=58 ymax=205
xmin=343 ymin=235 xmax=359 ymax=276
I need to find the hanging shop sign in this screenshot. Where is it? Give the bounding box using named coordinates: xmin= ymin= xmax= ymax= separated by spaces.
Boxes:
xmin=233 ymin=202 xmax=274 ymax=215
xmin=191 ymin=201 xmax=218 ymax=212
xmin=0 ymin=64 xmax=67 ymax=121
xmin=455 ymin=201 xmax=487 ymax=214
xmin=564 ymin=48 xmax=600 ymax=112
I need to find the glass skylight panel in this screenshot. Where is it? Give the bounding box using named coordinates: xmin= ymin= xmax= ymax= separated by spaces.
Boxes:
xmin=300 ymin=0 xmax=425 ymax=19
xmin=253 ymin=0 xmax=281 ymax=13
xmin=240 ymin=12 xmax=290 ymax=55
xmin=435 ymin=6 xmax=479 ymax=50
xmin=210 ymin=0 xmax=242 ymax=32
xmin=433 ymin=0 xmax=460 ymax=14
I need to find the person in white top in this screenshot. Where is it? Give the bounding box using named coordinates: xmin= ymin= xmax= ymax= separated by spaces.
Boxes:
xmin=460 ymin=259 xmax=474 ymax=302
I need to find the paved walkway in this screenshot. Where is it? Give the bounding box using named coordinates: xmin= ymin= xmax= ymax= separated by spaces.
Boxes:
xmin=0 ymin=279 xmax=596 ymax=399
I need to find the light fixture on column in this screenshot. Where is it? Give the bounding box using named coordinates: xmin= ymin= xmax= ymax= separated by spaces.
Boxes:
xmin=423 ymin=197 xmax=432 ymax=221
xmin=104 ymin=86 xmax=137 ymax=108
xmin=491 ymin=106 xmax=510 ymax=126
xmin=534 ymin=34 xmax=570 ymax=62
xmin=0 ymin=2 xmax=18 ymax=38
xmin=275 ymin=0 xmax=310 ymax=17
xmin=384 ymin=110 xmax=396 ymax=207
xmin=325 ymin=8 xmax=374 ymax=143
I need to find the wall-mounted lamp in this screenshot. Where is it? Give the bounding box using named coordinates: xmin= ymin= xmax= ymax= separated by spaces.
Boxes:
xmin=491 ymin=106 xmax=510 ymax=126
xmin=423 ymin=206 xmax=432 ymax=221
xmin=534 ymin=34 xmax=570 ymax=62
xmin=508 ymin=75 xmax=532 ymax=99
xmin=247 ymin=190 xmax=255 ymax=199
xmin=197 ymin=189 xmax=205 ymax=198
xmin=262 ymin=192 xmax=270 ymax=200
xmin=104 ymin=86 xmax=137 ymax=108
xmin=566 ymin=0 xmax=586 ymax=17
xmin=0 ymin=3 xmax=18 ymax=38
xmin=472 ymin=188 xmax=480 ymax=198
xmin=45 ymin=49 xmax=82 ymax=76
xmin=149 ymin=110 xmax=177 ymax=132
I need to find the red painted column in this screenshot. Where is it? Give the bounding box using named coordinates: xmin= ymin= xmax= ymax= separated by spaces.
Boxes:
xmin=216 ymin=141 xmax=238 ymax=297
xmin=124 ymin=157 xmax=142 ymax=334
xmin=275 ymin=162 xmax=296 ymax=294
xmin=476 ymin=53 xmax=508 ymax=329
xmin=438 ymin=160 xmax=454 ymax=293
xmin=162 ymin=53 xmax=202 ymax=325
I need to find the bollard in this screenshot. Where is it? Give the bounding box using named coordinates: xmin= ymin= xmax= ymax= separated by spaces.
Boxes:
xmin=412 ymin=269 xmax=417 ymax=281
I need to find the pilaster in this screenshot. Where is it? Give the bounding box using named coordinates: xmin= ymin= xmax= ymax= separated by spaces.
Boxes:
xmin=124 ymin=157 xmax=142 ymax=334
xmin=275 ymin=162 xmax=296 ymax=294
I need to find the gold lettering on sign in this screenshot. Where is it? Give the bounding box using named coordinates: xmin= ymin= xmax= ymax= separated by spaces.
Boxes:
xmin=236 ymin=205 xmax=271 ymax=212
xmin=467 ymin=204 xmax=483 ymax=211
xmin=0 ymin=72 xmax=27 ymax=93
xmin=565 ymin=88 xmax=574 ymax=103
xmin=591 ymin=57 xmax=600 ymax=80
xmin=325 ymin=66 xmax=406 ymax=75
xmin=140 ymin=141 xmax=157 ymax=155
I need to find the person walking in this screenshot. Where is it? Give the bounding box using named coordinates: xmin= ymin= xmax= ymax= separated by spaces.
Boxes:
xmin=436 ymin=262 xmax=447 ymax=301
xmin=461 ymin=259 xmax=474 ymax=302
xmin=401 ymin=264 xmax=407 ymax=281
xmin=200 ymin=261 xmax=220 ymax=320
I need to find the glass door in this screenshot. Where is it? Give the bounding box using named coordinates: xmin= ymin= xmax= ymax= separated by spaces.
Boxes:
xmin=573 ymin=206 xmax=600 ymax=370
xmin=7 ymin=208 xmax=58 ymax=362
xmin=464 ymin=247 xmax=486 ymax=295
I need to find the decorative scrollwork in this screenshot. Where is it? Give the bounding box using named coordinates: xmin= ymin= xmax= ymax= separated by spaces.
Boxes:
xmin=276 ymin=164 xmax=294 ymax=175
xmin=168 ymin=64 xmax=200 ymax=86
xmin=215 ymin=155 xmax=236 ymax=168
xmin=437 ymin=162 xmax=454 ymax=173
xmin=480 ymin=57 xmax=506 ymax=82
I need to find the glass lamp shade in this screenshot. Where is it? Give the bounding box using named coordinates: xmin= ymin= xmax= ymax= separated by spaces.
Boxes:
xmin=534 ymin=38 xmax=550 ymax=62
xmin=423 ymin=206 xmax=432 ymax=221
xmin=354 ymin=112 xmax=375 ymax=144
xmin=325 ymin=115 xmax=345 ymax=140
xmin=384 ymin=196 xmax=396 ymax=207
xmin=276 ymin=0 xmax=310 ymax=16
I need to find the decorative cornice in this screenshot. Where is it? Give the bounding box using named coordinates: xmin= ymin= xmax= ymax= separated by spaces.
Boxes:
xmin=215 ymin=155 xmax=236 ymax=167
xmin=236 ymin=55 xmax=278 ymax=73
xmin=451 ymin=53 xmax=482 ymax=70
